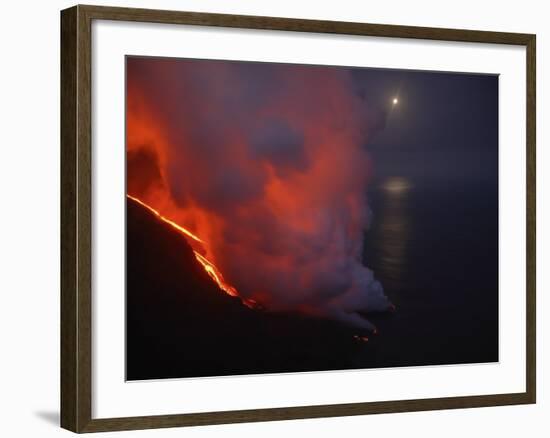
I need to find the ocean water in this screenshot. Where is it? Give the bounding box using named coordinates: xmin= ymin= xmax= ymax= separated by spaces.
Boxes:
xmin=358 ymin=181 xmax=499 ymax=368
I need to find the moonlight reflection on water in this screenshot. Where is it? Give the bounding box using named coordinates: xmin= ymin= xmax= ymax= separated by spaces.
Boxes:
xmin=382 ymin=176 xmax=411 ymax=194
xmin=377 ymin=177 xmax=411 ymax=285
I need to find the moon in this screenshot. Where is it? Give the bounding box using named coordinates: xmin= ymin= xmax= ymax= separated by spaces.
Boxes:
xmin=392 ymin=97 xmax=399 ymax=105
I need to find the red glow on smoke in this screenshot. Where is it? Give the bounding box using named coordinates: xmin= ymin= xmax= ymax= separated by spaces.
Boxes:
xmin=126 ymin=57 xmax=391 ymax=329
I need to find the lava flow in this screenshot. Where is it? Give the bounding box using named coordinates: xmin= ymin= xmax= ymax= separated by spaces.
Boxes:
xmin=127 ymin=194 xmax=258 ymax=309
xmin=127 ymin=194 xmax=204 ymax=243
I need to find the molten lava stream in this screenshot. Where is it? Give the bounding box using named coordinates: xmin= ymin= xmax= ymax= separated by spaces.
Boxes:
xmin=127 ymin=194 xmax=257 ymax=309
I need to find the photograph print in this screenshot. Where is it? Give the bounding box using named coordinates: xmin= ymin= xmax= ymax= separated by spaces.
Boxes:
xmin=125 ymin=56 xmax=498 ymax=381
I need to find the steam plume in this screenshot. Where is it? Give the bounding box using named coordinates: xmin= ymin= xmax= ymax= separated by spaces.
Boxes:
xmin=126 ymin=57 xmax=393 ymax=330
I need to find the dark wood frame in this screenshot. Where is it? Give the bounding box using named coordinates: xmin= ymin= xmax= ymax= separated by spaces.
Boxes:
xmin=61 ymin=4 xmax=536 ymax=433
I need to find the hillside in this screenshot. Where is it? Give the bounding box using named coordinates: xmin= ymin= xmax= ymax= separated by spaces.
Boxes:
xmin=126 ymin=196 xmax=361 ymax=380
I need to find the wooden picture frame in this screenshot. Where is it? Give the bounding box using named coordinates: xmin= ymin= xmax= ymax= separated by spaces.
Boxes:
xmin=61 ymin=4 xmax=536 ymax=433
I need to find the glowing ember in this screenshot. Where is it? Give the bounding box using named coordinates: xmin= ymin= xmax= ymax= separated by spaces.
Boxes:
xmin=127 ymin=194 xmax=258 ymax=309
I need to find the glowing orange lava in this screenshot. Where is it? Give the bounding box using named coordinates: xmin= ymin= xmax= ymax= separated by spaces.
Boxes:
xmin=127 ymin=194 xmax=204 ymax=243
xmin=193 ymin=252 xmax=238 ymax=297
xmin=127 ymin=194 xmax=258 ymax=309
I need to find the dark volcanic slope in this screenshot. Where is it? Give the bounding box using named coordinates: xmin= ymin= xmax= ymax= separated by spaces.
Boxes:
xmin=126 ymin=197 xmax=360 ymax=380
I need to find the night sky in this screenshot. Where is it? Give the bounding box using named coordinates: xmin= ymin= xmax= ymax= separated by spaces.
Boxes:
xmin=351 ymin=67 xmax=498 ymax=188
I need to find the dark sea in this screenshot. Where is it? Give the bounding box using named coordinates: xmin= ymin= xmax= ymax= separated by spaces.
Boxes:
xmin=358 ymin=180 xmax=499 ymax=368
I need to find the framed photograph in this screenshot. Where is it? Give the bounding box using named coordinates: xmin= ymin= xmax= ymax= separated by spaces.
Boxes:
xmin=60 ymin=4 xmax=536 ymax=433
